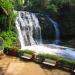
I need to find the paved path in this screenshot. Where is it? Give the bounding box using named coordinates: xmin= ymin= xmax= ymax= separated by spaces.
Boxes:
xmin=5 ymin=62 xmax=70 ymax=75
xmin=5 ymin=62 xmax=46 ymax=75
xmin=0 ymin=56 xmax=71 ymax=75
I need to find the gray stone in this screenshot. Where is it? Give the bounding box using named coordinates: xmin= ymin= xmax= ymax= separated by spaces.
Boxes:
xmin=0 ymin=37 xmax=4 ymax=50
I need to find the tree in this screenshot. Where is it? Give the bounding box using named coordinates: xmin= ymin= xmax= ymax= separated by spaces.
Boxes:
xmin=13 ymin=0 xmax=25 ymax=10
xmin=0 ymin=0 xmax=15 ymax=31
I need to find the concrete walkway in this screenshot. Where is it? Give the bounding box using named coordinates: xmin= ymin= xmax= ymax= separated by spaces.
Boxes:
xmin=0 ymin=56 xmax=71 ymax=75
xmin=5 ymin=62 xmax=46 ymax=75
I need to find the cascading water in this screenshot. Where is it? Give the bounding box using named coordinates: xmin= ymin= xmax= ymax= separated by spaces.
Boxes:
xmin=16 ymin=11 xmax=42 ymax=49
xmin=46 ymin=16 xmax=60 ymax=45
xmin=15 ymin=11 xmax=75 ymax=60
xmin=16 ymin=18 xmax=25 ymax=49
xmin=31 ymin=13 xmax=42 ymax=44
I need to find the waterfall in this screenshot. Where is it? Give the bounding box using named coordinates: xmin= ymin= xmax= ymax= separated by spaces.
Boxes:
xmin=31 ymin=13 xmax=42 ymax=44
xmin=16 ymin=11 xmax=42 ymax=49
xmin=46 ymin=16 xmax=60 ymax=45
xmin=15 ymin=18 xmax=25 ymax=49
xmin=15 ymin=11 xmax=75 ymax=60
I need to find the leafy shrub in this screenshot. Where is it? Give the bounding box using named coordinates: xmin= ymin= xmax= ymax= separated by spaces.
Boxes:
xmin=36 ymin=54 xmax=45 ymax=63
xmin=37 ymin=54 xmax=58 ymax=60
xmin=0 ymin=0 xmax=17 ymax=31
xmin=0 ymin=31 xmax=17 ymax=48
xmin=37 ymin=53 xmax=75 ymax=65
xmin=58 ymin=58 xmax=75 ymax=65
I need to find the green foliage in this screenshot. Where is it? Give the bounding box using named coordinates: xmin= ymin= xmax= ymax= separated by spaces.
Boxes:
xmin=0 ymin=0 xmax=17 ymax=48
xmin=22 ymin=50 xmax=34 ymax=54
xmin=16 ymin=49 xmax=34 ymax=54
xmin=0 ymin=15 xmax=7 ymax=31
xmin=0 ymin=0 xmax=16 ymax=31
xmin=24 ymin=0 xmax=75 ymax=16
xmin=36 ymin=54 xmax=45 ymax=63
xmin=37 ymin=54 xmax=45 ymax=59
xmin=37 ymin=54 xmax=58 ymax=60
xmin=44 ymin=54 xmax=58 ymax=60
xmin=0 ymin=31 xmax=17 ymax=48
xmin=59 ymin=58 xmax=75 ymax=65
xmin=25 ymin=0 xmax=75 ymax=37
xmin=16 ymin=49 xmax=34 ymax=57
xmin=12 ymin=0 xmax=25 ymax=10
xmin=37 ymin=53 xmax=75 ymax=65
xmin=0 ymin=0 xmax=13 ymax=12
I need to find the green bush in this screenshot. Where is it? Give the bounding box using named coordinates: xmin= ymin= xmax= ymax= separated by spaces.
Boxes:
xmin=58 ymin=58 xmax=75 ymax=65
xmin=37 ymin=53 xmax=75 ymax=65
xmin=37 ymin=54 xmax=45 ymax=59
xmin=0 ymin=0 xmax=16 ymax=31
xmin=16 ymin=49 xmax=24 ymax=56
xmin=0 ymin=31 xmax=17 ymax=48
xmin=36 ymin=54 xmax=45 ymax=63
xmin=38 ymin=54 xmax=58 ymax=60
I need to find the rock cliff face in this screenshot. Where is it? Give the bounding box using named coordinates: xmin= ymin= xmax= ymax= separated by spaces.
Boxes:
xmin=57 ymin=4 xmax=75 ymax=40
xmin=37 ymin=14 xmax=55 ymax=40
xmin=65 ymin=39 xmax=75 ymax=48
xmin=37 ymin=13 xmax=75 ymax=42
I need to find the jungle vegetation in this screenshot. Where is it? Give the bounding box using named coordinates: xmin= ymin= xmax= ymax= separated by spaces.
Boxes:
xmin=0 ymin=0 xmax=75 ymax=47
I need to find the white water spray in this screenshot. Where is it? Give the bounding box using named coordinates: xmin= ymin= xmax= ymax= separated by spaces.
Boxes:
xmin=16 ymin=11 xmax=42 ymax=49
xmin=15 ymin=11 xmax=75 ymax=60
